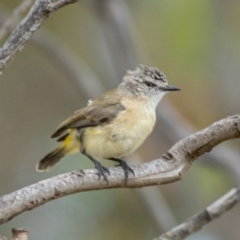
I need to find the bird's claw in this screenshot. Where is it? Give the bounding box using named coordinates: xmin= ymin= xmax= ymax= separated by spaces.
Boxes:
xmin=95 ymin=162 xmax=110 ymax=182
xmin=115 ymin=160 xmax=134 ymax=184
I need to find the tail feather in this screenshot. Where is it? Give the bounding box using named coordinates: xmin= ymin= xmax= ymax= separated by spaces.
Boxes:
xmin=37 ymin=129 xmax=80 ymax=172
xmin=36 ymin=147 xmax=65 ymax=172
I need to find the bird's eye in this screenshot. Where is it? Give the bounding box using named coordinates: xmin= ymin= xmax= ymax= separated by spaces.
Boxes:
xmin=144 ymin=81 xmax=155 ymax=88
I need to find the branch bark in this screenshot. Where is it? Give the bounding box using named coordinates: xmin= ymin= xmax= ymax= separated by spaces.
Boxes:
xmin=0 ymin=0 xmax=77 ymax=73
xmin=155 ymin=186 xmax=240 ymax=240
xmin=157 ymin=102 xmax=240 ymax=182
xmin=0 ymin=0 xmax=34 ymax=41
xmin=0 ymin=115 xmax=239 ymax=225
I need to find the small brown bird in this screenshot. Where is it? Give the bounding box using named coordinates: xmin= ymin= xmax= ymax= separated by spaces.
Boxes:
xmin=36 ymin=65 xmax=180 ymax=182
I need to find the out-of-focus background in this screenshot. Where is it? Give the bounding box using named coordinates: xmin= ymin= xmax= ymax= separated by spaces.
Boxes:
xmin=0 ymin=0 xmax=240 ymax=239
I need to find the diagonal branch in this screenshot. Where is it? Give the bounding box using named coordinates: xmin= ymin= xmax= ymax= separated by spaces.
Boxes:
xmin=157 ymin=102 xmax=240 ymax=182
xmin=0 ymin=0 xmax=34 ymax=41
xmin=0 ymin=0 xmax=77 ymax=73
xmin=155 ymin=186 xmax=240 ymax=240
xmin=0 ymin=115 xmax=239 ymax=225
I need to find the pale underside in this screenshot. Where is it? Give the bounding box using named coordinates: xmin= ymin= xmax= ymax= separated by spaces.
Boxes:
xmin=64 ymin=97 xmax=157 ymax=160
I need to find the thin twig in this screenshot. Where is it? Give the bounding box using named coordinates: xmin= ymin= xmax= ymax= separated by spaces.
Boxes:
xmin=0 ymin=0 xmax=77 ymax=73
xmin=0 ymin=0 xmax=34 ymax=41
xmin=0 ymin=114 xmax=239 ymax=225
xmin=155 ymin=186 xmax=240 ymax=240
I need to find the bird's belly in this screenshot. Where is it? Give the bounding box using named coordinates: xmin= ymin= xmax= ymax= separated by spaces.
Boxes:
xmin=83 ymin=108 xmax=156 ymax=160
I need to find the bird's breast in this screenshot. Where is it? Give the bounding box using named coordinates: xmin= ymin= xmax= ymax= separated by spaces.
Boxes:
xmin=83 ymin=98 xmax=156 ymax=160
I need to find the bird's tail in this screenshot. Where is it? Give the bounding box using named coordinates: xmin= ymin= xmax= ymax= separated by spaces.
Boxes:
xmin=36 ymin=130 xmax=80 ymax=172
xmin=36 ymin=146 xmax=66 ymax=172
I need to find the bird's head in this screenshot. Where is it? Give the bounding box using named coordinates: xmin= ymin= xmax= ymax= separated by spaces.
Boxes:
xmin=121 ymin=65 xmax=180 ymax=100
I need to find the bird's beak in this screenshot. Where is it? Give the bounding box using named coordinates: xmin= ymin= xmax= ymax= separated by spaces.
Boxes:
xmin=159 ymin=85 xmax=180 ymax=91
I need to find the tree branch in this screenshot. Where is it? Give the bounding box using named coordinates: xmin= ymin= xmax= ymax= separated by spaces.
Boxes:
xmin=157 ymin=102 xmax=240 ymax=182
xmin=155 ymin=186 xmax=240 ymax=240
xmin=0 ymin=0 xmax=34 ymax=41
xmin=0 ymin=0 xmax=77 ymax=73
xmin=0 ymin=115 xmax=239 ymax=225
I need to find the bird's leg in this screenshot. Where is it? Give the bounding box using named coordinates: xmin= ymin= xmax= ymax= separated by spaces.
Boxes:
xmin=108 ymin=158 xmax=134 ymax=184
xmin=81 ymin=148 xmax=110 ymax=182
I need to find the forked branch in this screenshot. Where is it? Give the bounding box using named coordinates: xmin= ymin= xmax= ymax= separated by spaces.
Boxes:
xmin=0 ymin=115 xmax=239 ymax=225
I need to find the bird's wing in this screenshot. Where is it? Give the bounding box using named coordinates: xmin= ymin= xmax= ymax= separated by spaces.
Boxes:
xmin=51 ymin=90 xmax=126 ymax=139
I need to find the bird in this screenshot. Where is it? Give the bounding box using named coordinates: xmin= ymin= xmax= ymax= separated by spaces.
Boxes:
xmin=36 ymin=65 xmax=180 ymax=183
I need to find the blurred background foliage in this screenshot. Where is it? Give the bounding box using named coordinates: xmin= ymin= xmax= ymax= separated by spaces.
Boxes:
xmin=0 ymin=0 xmax=240 ymax=239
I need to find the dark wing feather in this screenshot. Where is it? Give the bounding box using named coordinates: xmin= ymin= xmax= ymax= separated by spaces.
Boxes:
xmin=56 ymin=133 xmax=69 ymax=142
xmin=51 ymin=89 xmax=125 ymax=139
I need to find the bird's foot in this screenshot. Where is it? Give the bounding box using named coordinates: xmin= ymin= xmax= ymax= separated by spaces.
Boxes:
xmin=81 ymin=148 xmax=110 ymax=182
xmin=112 ymin=159 xmax=134 ymax=184
xmin=94 ymin=161 xmax=110 ymax=182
